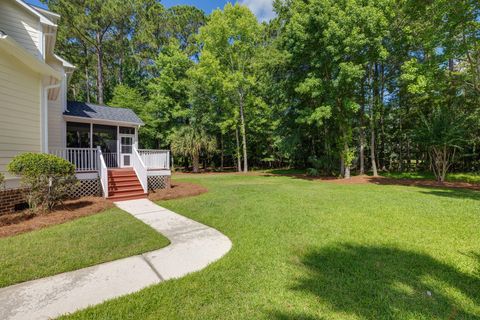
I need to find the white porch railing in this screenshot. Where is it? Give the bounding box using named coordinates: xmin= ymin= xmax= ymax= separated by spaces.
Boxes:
xmin=49 ymin=148 xmax=98 ymax=172
xmin=50 ymin=147 xmax=170 ymax=175
xmin=103 ymin=153 xmax=118 ymax=168
xmin=97 ymin=147 xmax=108 ymax=198
xmin=138 ymin=150 xmax=170 ymax=170
xmin=132 ymin=146 xmax=148 ymax=193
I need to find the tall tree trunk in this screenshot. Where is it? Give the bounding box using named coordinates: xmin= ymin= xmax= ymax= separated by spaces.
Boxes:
xmin=359 ymin=135 xmax=366 ymax=174
xmin=343 ymin=141 xmax=351 ymax=179
xmin=370 ymin=118 xmax=378 ymax=176
xmin=95 ymin=32 xmax=105 ymax=105
xmin=340 ymin=157 xmax=345 ymax=178
xmin=380 ymin=63 xmax=386 ymax=171
xmin=84 ymin=65 xmax=90 ymax=103
xmin=359 ymin=105 xmax=366 ymax=175
xmin=235 ymin=126 xmax=241 ymax=172
xmin=370 ymin=64 xmax=378 ymax=177
xmin=239 ymin=92 xmax=248 ymax=172
xmin=220 ymin=134 xmax=224 ymax=171
xmin=118 ymin=56 xmax=123 ymax=84
xmin=83 ymin=46 xmax=91 ymax=103
xmin=192 ymin=153 xmax=200 ymax=173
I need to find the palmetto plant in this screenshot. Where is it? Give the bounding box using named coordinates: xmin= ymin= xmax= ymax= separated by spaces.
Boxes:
xmin=170 ymin=126 xmax=217 ymax=173
xmin=415 ymin=106 xmax=468 ymax=182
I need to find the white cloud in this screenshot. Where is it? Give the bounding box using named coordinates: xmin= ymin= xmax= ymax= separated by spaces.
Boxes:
xmin=238 ymin=0 xmax=276 ymax=22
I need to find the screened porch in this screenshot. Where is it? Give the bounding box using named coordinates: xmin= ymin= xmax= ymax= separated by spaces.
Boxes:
xmin=49 ymin=121 xmax=170 ymax=172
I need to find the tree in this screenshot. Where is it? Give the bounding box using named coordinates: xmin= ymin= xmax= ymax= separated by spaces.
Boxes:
xmin=196 ymin=3 xmax=264 ymax=172
xmin=143 ymin=41 xmax=193 ymax=148
xmin=109 ymin=84 xmax=145 ymax=115
xmin=170 ymin=126 xmax=217 ymax=173
xmin=415 ymin=106 xmax=467 ymax=182
xmin=277 ymin=0 xmax=390 ymax=178
xmin=46 ymin=0 xmax=136 ymax=104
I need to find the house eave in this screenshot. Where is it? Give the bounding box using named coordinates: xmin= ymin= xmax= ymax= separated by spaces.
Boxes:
xmin=63 ymin=115 xmax=143 ymax=127
xmin=0 ymin=34 xmax=62 ymax=80
xmin=15 ymin=0 xmax=57 ymax=27
xmin=54 ymin=54 xmax=76 ymax=69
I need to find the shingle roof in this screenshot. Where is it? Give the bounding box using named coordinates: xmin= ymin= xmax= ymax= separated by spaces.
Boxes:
xmin=65 ymin=101 xmax=144 ymax=125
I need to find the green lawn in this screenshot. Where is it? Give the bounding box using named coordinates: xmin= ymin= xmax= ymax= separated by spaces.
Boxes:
xmin=60 ymin=174 xmax=480 ymax=319
xmin=0 ymin=208 xmax=169 ymax=288
xmin=382 ymin=171 xmax=480 ymax=184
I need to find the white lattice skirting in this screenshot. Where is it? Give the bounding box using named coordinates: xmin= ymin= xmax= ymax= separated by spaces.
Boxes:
xmin=148 ymin=175 xmax=171 ymax=191
xmin=70 ymin=179 xmax=102 ymax=198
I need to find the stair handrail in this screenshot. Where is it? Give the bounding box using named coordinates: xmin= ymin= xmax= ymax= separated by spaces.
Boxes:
xmin=97 ymin=146 xmax=109 ymax=198
xmin=132 ymin=146 xmax=148 ymax=194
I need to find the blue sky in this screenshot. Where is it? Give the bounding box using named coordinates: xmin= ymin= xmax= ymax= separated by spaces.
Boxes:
xmin=25 ymin=0 xmax=275 ymax=21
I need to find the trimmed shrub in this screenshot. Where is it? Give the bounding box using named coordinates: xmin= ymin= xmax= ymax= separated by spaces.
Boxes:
xmin=0 ymin=172 xmax=4 ymax=189
xmin=8 ymin=153 xmax=78 ymax=212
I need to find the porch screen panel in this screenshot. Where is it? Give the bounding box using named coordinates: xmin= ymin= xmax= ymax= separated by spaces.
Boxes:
xmin=66 ymin=122 xmax=90 ymax=148
xmin=93 ymin=125 xmax=117 ymax=153
xmin=119 ymin=127 xmax=135 ymax=135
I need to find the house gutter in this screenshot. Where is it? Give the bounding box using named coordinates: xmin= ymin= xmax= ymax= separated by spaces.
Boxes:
xmin=63 ymin=115 xmax=144 ymax=127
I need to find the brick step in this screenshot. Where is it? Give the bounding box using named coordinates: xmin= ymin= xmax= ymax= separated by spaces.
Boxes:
xmin=108 ymin=180 xmax=142 ymax=188
xmin=108 ymin=172 xmax=137 ymax=178
xmin=108 ymin=186 xmax=144 ymax=194
xmin=108 ymin=175 xmax=139 ymax=182
xmin=107 ymin=192 xmax=148 ymax=201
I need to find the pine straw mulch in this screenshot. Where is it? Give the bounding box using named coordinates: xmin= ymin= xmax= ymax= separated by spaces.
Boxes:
xmin=0 ymin=181 xmax=208 ymax=238
xmin=148 ymin=181 xmax=208 ymax=201
xmin=0 ymin=197 xmax=114 ymax=238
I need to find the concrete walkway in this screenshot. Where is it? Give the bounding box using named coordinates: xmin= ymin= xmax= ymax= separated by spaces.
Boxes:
xmin=0 ymin=199 xmax=232 ymax=320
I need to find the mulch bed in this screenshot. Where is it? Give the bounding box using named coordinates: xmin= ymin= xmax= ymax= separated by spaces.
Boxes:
xmin=0 ymin=197 xmax=114 ymax=238
xmin=0 ymin=181 xmax=208 ymax=239
xmin=148 ymin=181 xmax=208 ymax=201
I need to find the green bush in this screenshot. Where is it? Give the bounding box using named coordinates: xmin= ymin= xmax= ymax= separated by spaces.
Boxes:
xmin=8 ymin=153 xmax=78 ymax=212
xmin=0 ymin=172 xmax=4 ymax=189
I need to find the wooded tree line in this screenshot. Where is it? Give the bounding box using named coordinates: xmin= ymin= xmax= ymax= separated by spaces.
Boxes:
xmin=46 ymin=0 xmax=480 ymax=180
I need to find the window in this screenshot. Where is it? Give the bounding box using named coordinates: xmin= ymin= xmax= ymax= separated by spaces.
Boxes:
xmin=66 ymin=122 xmax=90 ymax=148
xmin=93 ymin=124 xmax=117 ymax=153
xmin=121 ymin=136 xmax=133 ymax=154
xmin=119 ymin=127 xmax=135 ymax=135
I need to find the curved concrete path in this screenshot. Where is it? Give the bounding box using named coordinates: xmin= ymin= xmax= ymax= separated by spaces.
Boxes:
xmin=0 ymin=199 xmax=232 ymax=320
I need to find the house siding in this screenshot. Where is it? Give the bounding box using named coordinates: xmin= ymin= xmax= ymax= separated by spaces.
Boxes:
xmin=0 ymin=0 xmax=42 ymax=59
xmin=0 ymin=52 xmax=42 ymax=180
xmin=48 ymin=96 xmax=65 ymax=149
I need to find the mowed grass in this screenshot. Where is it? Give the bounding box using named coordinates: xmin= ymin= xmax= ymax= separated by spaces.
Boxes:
xmin=63 ymin=174 xmax=480 ymax=320
xmin=0 ymin=208 xmax=169 ymax=288
xmin=383 ymin=171 xmax=480 ymax=184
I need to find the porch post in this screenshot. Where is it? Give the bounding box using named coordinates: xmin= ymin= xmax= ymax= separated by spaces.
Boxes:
xmin=89 ymin=123 xmax=93 ymax=148
xmin=135 ymin=126 xmax=139 ymax=149
xmin=90 ymin=123 xmax=93 ymax=170
xmin=117 ymin=126 xmax=120 ymax=167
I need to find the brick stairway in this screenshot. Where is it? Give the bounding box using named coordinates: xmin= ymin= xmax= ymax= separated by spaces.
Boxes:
xmin=107 ymin=169 xmax=147 ymax=201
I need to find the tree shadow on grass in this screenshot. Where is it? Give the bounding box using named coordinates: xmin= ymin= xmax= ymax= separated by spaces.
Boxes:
xmin=272 ymin=244 xmax=480 ymax=320
xmin=418 ymin=189 xmax=480 ymax=201
xmin=263 ymin=172 xmax=480 ymax=200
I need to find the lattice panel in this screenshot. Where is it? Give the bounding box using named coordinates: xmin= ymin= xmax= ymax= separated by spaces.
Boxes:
xmin=70 ymin=179 xmax=101 ymax=198
xmin=148 ymin=175 xmax=171 ymax=191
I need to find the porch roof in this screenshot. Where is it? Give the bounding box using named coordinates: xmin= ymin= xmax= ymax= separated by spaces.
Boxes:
xmin=65 ymin=101 xmax=144 ymax=126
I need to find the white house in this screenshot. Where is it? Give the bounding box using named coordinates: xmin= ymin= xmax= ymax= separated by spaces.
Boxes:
xmin=0 ymin=0 xmax=170 ymax=205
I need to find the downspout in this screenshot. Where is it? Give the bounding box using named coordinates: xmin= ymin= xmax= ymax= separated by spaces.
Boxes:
xmin=42 ymin=82 xmax=61 ymax=153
